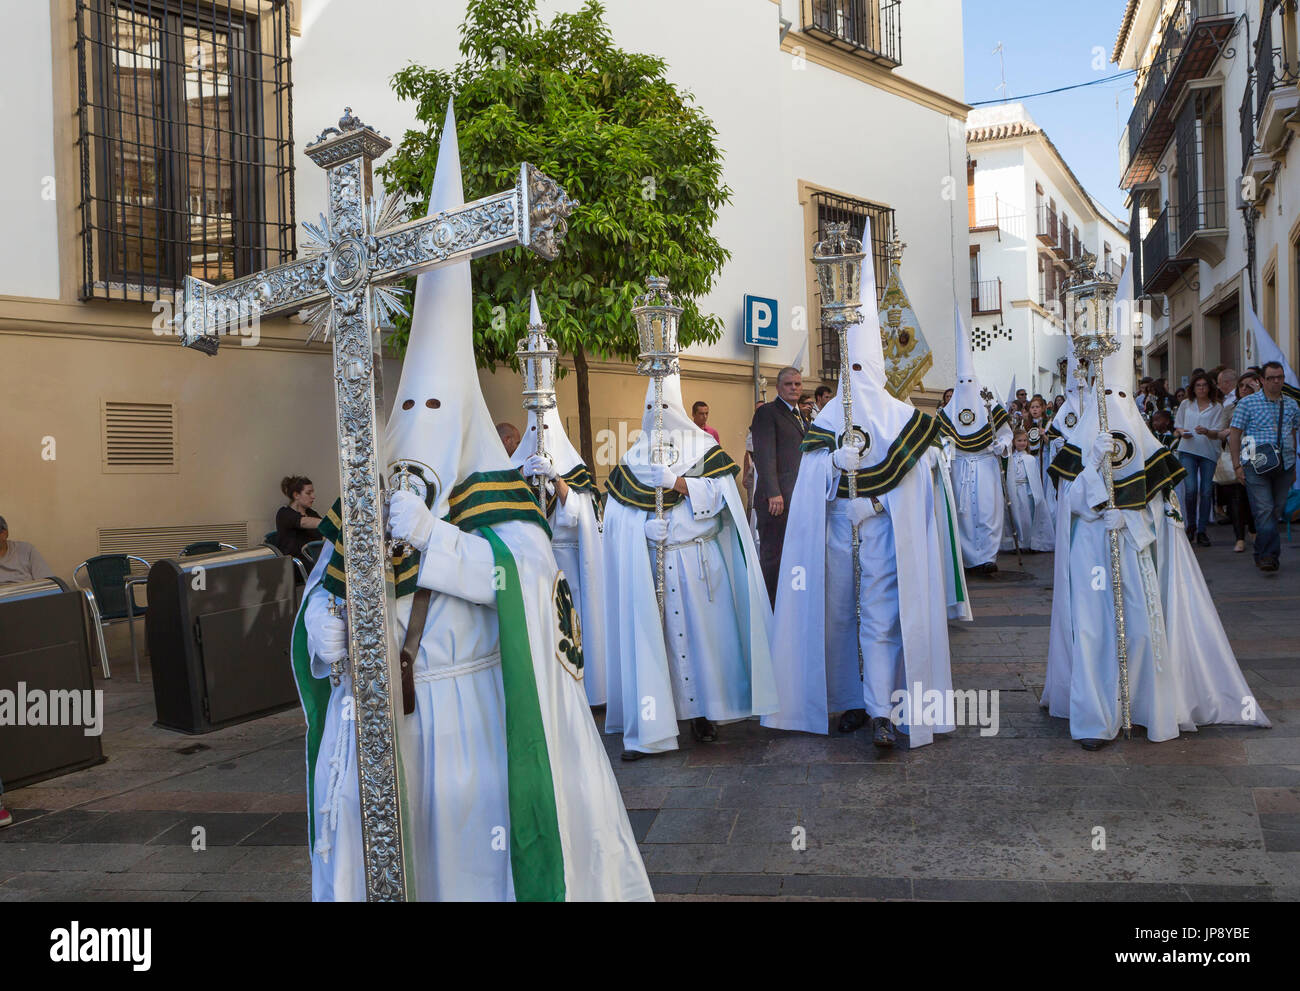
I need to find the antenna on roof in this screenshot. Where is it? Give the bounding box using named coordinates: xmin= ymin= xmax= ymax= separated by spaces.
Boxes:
xmin=993 ymin=42 xmax=1008 ymax=102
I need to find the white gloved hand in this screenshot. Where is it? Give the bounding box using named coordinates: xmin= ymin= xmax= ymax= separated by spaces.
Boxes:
xmin=317 ymin=612 xmax=348 ymax=666
xmin=992 ymin=438 xmax=1012 ymax=458
xmin=848 ymin=497 xmax=881 ymax=527
xmin=644 ymin=517 xmax=670 ymax=543
xmin=644 ymin=463 xmax=678 ymax=490
xmin=832 ymin=446 xmax=861 ymax=472
xmin=388 ymin=489 xmax=437 ymax=552
xmin=522 ymin=454 xmax=556 ymax=480
xmin=1104 ymin=509 xmax=1126 ymax=532
xmin=1091 ymin=434 xmax=1114 ymax=469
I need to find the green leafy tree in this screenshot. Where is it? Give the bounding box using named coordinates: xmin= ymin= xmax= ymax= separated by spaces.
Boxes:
xmin=380 ymin=0 xmax=732 ymax=469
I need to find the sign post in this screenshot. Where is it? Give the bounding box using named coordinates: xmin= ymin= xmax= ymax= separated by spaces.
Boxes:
xmin=744 ymin=294 xmax=779 ymax=403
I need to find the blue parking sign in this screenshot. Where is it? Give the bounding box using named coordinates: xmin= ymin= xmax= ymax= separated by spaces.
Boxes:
xmin=743 ymin=294 xmax=779 ymax=348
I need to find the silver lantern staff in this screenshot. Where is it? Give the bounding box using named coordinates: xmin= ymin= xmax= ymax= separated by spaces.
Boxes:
xmin=812 ymin=223 xmax=867 ymax=681
xmin=980 ymin=386 xmax=1022 ymax=567
xmin=516 ymin=296 xmax=560 ymax=508
xmin=633 ymin=276 xmax=682 ymax=624
xmin=1064 ymin=252 xmax=1130 ymax=738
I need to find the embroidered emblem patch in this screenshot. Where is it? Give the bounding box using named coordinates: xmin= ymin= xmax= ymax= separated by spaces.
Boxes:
xmin=1165 ymin=488 xmax=1184 ymax=525
xmin=958 ymin=409 xmax=976 ymax=426
xmin=838 ymin=426 xmax=871 ymax=455
xmin=552 ymin=572 xmax=584 ymax=682
xmin=1064 ymin=412 xmax=1077 ymax=428
xmin=1028 ymin=427 xmax=1041 ymax=444
xmin=1109 ymin=430 xmax=1137 ymax=471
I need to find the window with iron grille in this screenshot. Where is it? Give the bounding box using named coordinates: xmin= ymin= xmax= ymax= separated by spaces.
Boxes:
xmin=801 ymin=0 xmax=903 ymax=68
xmin=75 ymin=0 xmax=294 ymax=302
xmin=809 ymin=190 xmax=895 ymax=381
xmin=1174 ymin=88 xmax=1226 ymax=246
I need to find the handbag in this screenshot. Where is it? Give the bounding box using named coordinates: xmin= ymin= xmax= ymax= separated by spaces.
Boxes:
xmin=1213 ymin=444 xmax=1237 ymax=485
xmin=1246 ymin=398 xmax=1285 ymax=476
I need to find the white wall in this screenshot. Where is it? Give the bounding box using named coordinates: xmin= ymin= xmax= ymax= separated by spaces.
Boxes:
xmin=293 ymin=0 xmax=965 ymax=382
xmin=0 ymin=0 xmax=59 ymax=299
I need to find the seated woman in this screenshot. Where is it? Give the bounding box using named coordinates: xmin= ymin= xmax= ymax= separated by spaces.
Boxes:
xmin=275 ymin=475 xmax=321 ymax=572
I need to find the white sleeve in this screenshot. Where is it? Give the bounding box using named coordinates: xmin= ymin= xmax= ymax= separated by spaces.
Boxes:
xmin=682 ymin=476 xmax=727 ymax=520
xmin=415 ymin=522 xmax=498 ymax=605
xmin=553 ymin=488 xmax=583 ymax=529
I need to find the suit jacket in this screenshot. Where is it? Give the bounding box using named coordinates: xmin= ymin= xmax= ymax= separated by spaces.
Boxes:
xmin=750 ymin=398 xmax=806 ymax=508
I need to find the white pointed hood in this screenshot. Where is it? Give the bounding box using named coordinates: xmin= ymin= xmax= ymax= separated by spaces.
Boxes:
xmin=1005 ymin=373 xmax=1018 ymax=409
xmin=383 ymin=100 xmax=510 ymax=518
xmin=1069 ymin=261 xmax=1175 ymax=496
xmin=1248 ymin=303 xmax=1300 ymax=400
xmin=941 ymin=303 xmax=1004 ymax=440
xmin=1050 ymin=346 xmax=1090 ymax=444
xmin=811 ymin=220 xmax=918 ymax=465
xmin=622 ymin=368 xmax=717 ymax=482
xmin=511 ymin=292 xmax=586 ymax=476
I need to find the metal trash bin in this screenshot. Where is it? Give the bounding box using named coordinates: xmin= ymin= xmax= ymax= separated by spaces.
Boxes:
xmin=0 ymin=579 xmax=107 ymax=788
xmin=145 ymin=546 xmax=299 ymax=733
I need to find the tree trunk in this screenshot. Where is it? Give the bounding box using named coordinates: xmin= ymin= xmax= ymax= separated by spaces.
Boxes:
xmin=573 ymin=340 xmax=596 ymax=472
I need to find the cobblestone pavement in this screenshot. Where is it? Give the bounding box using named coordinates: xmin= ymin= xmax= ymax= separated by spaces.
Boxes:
xmin=3 ymin=523 xmax=1297 ymax=901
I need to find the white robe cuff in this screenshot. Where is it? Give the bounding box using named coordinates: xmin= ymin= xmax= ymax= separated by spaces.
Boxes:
xmin=683 ymin=476 xmax=725 ymax=520
xmin=553 ymin=489 xmax=581 ymax=530
xmin=415 ymin=521 xmax=498 ymax=605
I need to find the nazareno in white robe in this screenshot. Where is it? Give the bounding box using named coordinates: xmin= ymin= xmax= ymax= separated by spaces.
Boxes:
xmin=1002 ymin=450 xmax=1054 ymax=552
xmin=602 ymin=374 xmax=778 ymax=755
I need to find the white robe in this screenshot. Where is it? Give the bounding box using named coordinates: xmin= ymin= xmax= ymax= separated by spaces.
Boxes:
xmin=1042 ymin=465 xmax=1270 ymax=742
xmin=295 ymin=520 xmax=653 ymax=901
xmin=547 ymin=486 xmax=607 ymax=707
xmin=950 ymin=449 xmax=1006 ymax=567
xmin=603 ymin=475 xmax=778 ymax=754
xmin=1002 ymin=451 xmax=1054 ymax=552
xmin=762 ymin=446 xmax=970 ymax=744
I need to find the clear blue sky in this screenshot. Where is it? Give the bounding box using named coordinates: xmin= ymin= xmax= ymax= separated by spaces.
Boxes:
xmin=963 ymin=0 xmax=1135 ymax=221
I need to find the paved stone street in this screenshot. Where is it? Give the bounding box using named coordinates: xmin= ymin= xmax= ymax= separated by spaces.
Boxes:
xmin=3 ymin=523 xmax=1298 ymax=901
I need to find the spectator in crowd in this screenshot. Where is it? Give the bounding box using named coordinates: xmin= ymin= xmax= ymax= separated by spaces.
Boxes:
xmin=1136 ymin=377 xmax=1154 ymax=415
xmin=813 ymin=385 xmax=833 ymax=415
xmin=1220 ymin=375 xmax=1261 ymax=552
xmin=496 ymin=421 xmax=521 ymax=457
xmin=750 ymin=366 xmax=806 ymax=604
xmin=1016 ymin=387 xmax=1028 ymax=406
xmin=1173 ymin=386 xmax=1187 ymax=406
xmin=941 ymin=387 xmax=954 ymax=407
xmin=275 ymin=476 xmax=321 ymax=564
xmin=0 ymin=515 xmax=55 ymax=586
xmin=691 ymin=400 xmax=721 ymax=444
xmin=1216 ymin=367 xmax=1239 ymax=406
xmin=1229 ymin=361 xmax=1300 ymax=572
xmin=1150 ymin=408 xmax=1176 ymax=448
xmin=799 ymin=392 xmax=815 ymax=424
xmin=1052 ymin=394 xmax=1065 ymax=415
xmin=1174 ymin=371 xmax=1228 ymax=547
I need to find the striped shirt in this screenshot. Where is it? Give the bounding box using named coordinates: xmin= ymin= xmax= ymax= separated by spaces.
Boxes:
xmin=1230 ymin=390 xmax=1300 ymax=470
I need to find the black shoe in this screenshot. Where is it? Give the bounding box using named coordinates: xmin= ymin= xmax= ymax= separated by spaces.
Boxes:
xmin=691 ymin=717 xmax=717 ymax=743
xmin=871 ymin=716 xmax=897 ymax=748
xmin=1195 ymin=532 xmax=1211 ymax=547
xmin=1260 ymin=556 xmax=1280 ymax=573
xmin=621 ymin=749 xmax=647 ymax=762
xmin=1079 ymin=738 xmax=1107 ymax=751
xmin=837 ymin=708 xmax=868 ymax=734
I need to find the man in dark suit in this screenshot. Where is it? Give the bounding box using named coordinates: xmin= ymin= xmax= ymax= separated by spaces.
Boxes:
xmin=750 ymin=366 xmax=806 ymax=605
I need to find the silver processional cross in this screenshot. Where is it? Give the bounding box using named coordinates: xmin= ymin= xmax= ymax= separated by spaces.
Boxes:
xmin=176 ymin=108 xmax=576 ymax=901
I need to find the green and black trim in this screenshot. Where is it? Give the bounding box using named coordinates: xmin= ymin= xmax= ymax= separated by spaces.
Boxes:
xmin=1047 ymin=440 xmax=1186 ymax=509
xmin=802 ymin=409 xmax=941 ymax=499
xmin=1284 ymin=382 xmax=1299 ymax=403
xmin=936 ymin=403 xmax=1010 ymax=453
xmin=604 ymin=445 xmax=739 ymax=511
xmin=317 ymin=470 xmax=550 ymax=598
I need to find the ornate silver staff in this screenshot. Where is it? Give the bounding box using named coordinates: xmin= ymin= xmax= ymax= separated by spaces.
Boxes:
xmin=1065 ymin=253 xmax=1130 ymax=738
xmin=813 ymin=223 xmax=867 ymax=680
xmin=516 ymin=295 xmax=560 ymax=508
xmin=633 ymin=277 xmax=682 ymax=623
xmin=980 ymin=386 xmax=1022 ymax=567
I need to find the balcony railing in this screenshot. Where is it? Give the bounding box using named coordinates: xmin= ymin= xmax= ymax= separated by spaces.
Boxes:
xmin=1121 ymin=0 xmax=1237 ymax=188
xmin=802 ymin=0 xmax=903 ymax=68
xmin=972 ymin=278 xmax=1002 ymax=317
xmin=1036 ymin=205 xmax=1058 ymax=245
xmin=1178 ymin=185 xmax=1227 ymax=245
xmin=1142 ymin=206 xmax=1195 ymax=293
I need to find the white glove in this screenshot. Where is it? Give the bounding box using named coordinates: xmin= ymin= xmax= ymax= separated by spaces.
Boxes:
xmin=1104 ymin=509 xmax=1126 ymax=532
xmin=1091 ymin=434 xmax=1114 ymax=469
xmin=316 ymin=612 xmax=348 ymax=666
xmin=992 ymin=438 xmax=1012 ymax=458
xmin=644 ymin=517 xmax=670 ymax=543
xmin=848 ymin=497 xmax=881 ymax=527
xmin=832 ymin=446 xmax=860 ymax=472
xmin=522 ymin=454 xmax=556 ymax=480
xmin=644 ymin=463 xmax=678 ymax=490
xmin=388 ymin=489 xmax=436 ymax=552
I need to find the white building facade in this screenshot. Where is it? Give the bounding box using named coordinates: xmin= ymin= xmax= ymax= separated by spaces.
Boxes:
xmin=965 ymin=104 xmax=1128 ymax=400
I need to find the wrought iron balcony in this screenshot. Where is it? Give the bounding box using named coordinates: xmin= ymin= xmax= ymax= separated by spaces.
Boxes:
xmin=1121 ymin=0 xmax=1237 ymax=189
xmin=1142 ymin=206 xmax=1194 ymax=294
xmin=1035 ymin=205 xmax=1059 ymax=246
xmin=1254 ymin=0 xmax=1300 ymax=153
xmin=801 ymin=0 xmax=903 ymax=68
xmin=972 ymin=278 xmax=1002 ymax=317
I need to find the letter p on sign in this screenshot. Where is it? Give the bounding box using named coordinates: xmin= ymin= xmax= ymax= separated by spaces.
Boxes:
xmin=744 ymin=294 xmax=779 ymax=349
